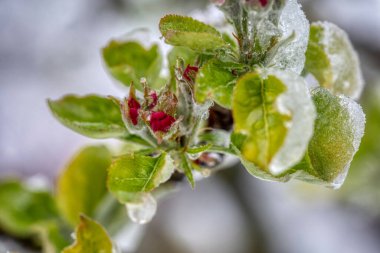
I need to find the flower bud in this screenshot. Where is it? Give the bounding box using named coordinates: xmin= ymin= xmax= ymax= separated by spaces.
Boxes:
xmin=150 ymin=111 xmax=176 ymax=133
xmin=183 ymin=65 xmax=199 ymax=82
xmin=127 ymin=97 xmax=141 ymax=125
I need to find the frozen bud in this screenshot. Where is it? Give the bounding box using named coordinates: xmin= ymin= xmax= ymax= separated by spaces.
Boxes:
xmin=183 ymin=65 xmax=199 ymax=82
xmin=150 ymin=111 xmax=176 ymax=133
xmin=127 ymin=97 xmax=141 ymax=125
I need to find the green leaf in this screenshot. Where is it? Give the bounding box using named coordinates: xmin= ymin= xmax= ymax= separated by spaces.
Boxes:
xmin=0 ymin=181 xmax=70 ymax=252
xmin=198 ymin=129 xmax=231 ymax=148
xmin=102 ymin=40 xmax=162 ymax=90
xmin=232 ymin=70 xmax=315 ymax=178
xmin=62 ymin=215 xmax=113 ymax=253
xmin=0 ymin=181 xmax=59 ymax=237
xmin=305 ymin=22 xmax=364 ymax=99
xmin=187 ymin=143 xmax=212 ymax=154
xmin=292 ymin=88 xmax=365 ymax=188
xmin=195 ymin=59 xmax=243 ymax=108
xmin=35 ymin=222 xmax=71 ymax=253
xmin=56 ymin=146 xmax=112 ymax=226
xmin=108 ymin=152 xmax=175 ymax=201
xmin=48 ymin=95 xmax=128 ymax=139
xmin=181 ymin=154 xmax=195 ymax=188
xmin=159 ymin=15 xmax=229 ymax=53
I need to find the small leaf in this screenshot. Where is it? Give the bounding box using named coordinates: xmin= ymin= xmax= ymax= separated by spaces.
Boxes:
xmin=232 ymin=70 xmax=315 ymax=178
xmin=180 ymin=154 xmax=195 ymax=188
xmin=62 ymin=215 xmax=113 ymax=253
xmin=102 ymin=40 xmax=162 ymax=90
xmin=292 ymin=88 xmax=365 ymax=188
xmin=159 ymin=15 xmax=229 ymax=53
xmin=48 ymin=95 xmax=128 ymax=139
xmin=305 ymin=22 xmax=364 ymax=99
xmin=56 ymin=146 xmax=111 ymax=226
xmin=108 ymin=152 xmax=175 ymax=200
xmin=195 ymin=59 xmax=242 ymax=108
xmin=187 ymin=143 xmax=212 ymax=154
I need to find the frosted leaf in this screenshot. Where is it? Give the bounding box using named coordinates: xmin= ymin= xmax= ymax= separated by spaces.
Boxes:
xmin=265 ymin=69 xmax=316 ymax=175
xmin=293 ymin=88 xmax=366 ymax=188
xmin=126 ymin=193 xmax=157 ymax=224
xmin=266 ymin=0 xmax=310 ymax=74
xmin=305 ymin=22 xmax=364 ymax=100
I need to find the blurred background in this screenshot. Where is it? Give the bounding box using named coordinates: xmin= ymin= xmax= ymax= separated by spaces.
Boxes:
xmin=1 ymin=0 xmax=380 ymax=252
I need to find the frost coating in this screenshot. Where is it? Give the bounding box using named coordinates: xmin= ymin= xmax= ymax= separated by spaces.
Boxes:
xmin=267 ymin=0 xmax=310 ymax=74
xmin=312 ymin=22 xmax=364 ymax=100
xmin=126 ymin=193 xmax=157 ymax=224
xmin=332 ymin=94 xmax=365 ymax=188
xmin=303 ymin=88 xmax=366 ymax=189
xmin=265 ymin=69 xmax=316 ymax=175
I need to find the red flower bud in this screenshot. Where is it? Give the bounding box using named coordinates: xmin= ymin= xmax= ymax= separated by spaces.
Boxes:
xmin=149 ymin=92 xmax=158 ymax=109
xmin=150 ymin=111 xmax=176 ymax=133
xmin=245 ymin=0 xmax=269 ymax=8
xmin=183 ymin=65 xmax=199 ymax=82
xmin=128 ymin=97 xmax=141 ymax=125
xmin=259 ymin=0 xmax=268 ymax=6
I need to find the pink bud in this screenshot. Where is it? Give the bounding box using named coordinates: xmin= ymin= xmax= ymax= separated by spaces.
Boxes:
xmin=128 ymin=97 xmax=140 ymax=125
xmin=183 ymin=65 xmax=199 ymax=82
xmin=150 ymin=111 xmax=176 ymax=133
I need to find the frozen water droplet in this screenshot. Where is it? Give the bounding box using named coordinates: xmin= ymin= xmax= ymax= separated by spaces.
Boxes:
xmin=201 ymin=169 xmax=212 ymax=178
xmin=188 ymin=152 xmax=202 ymax=160
xmin=126 ymin=193 xmax=157 ymax=224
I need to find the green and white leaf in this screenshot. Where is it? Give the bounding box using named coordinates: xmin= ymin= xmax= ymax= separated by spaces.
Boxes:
xmin=159 ymin=15 xmax=229 ymax=53
xmin=108 ymin=152 xmax=175 ymax=201
xmin=102 ymin=40 xmax=162 ymax=90
xmin=195 ymin=59 xmax=242 ymax=108
xmin=292 ymin=88 xmax=365 ymax=188
xmin=305 ymin=22 xmax=364 ymax=99
xmin=48 ymin=95 xmax=128 ymax=139
xmin=56 ymin=146 xmax=111 ymax=226
xmin=232 ymin=70 xmax=315 ymax=178
xmin=62 ymin=215 xmax=113 ymax=253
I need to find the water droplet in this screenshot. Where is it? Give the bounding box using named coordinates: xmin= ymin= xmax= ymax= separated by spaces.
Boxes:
xmin=126 ymin=193 xmax=157 ymax=224
xmin=201 ymin=169 xmax=212 ymax=178
xmin=188 ymin=152 xmax=202 ymax=160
